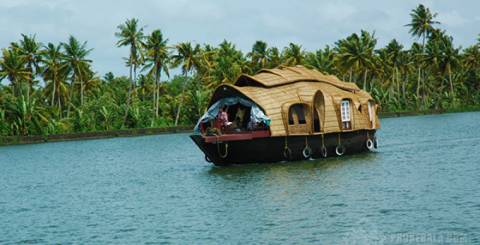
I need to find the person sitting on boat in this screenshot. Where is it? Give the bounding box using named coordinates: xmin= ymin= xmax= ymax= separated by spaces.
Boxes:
xmin=216 ymin=106 xmax=232 ymax=131
xmin=231 ymin=107 xmax=246 ymax=131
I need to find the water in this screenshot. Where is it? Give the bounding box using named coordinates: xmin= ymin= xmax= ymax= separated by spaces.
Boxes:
xmin=1 ymin=112 xmax=480 ymax=244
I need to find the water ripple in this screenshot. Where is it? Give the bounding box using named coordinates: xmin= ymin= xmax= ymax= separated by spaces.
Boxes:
xmin=1 ymin=112 xmax=480 ymax=243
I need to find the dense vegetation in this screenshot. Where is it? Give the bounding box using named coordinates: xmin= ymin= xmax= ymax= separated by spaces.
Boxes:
xmin=0 ymin=4 xmax=479 ymax=136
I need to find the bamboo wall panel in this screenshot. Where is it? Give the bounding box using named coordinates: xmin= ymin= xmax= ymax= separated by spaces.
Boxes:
xmin=212 ymin=66 xmax=380 ymax=136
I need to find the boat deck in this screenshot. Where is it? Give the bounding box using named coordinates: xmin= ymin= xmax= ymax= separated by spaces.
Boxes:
xmin=203 ymin=130 xmax=271 ymax=143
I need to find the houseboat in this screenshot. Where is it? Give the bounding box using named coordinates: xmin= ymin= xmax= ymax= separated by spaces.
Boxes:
xmin=190 ymin=65 xmax=380 ymax=165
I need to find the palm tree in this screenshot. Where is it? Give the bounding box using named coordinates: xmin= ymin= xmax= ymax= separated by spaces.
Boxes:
xmin=83 ymin=71 xmax=102 ymax=97
xmin=266 ymin=47 xmax=281 ymax=68
xmin=385 ymin=39 xmax=403 ymax=97
xmin=463 ymin=45 xmax=480 ymax=71
xmin=115 ymin=18 xmax=145 ymax=86
xmin=305 ymin=46 xmax=335 ymax=74
xmin=143 ymin=29 xmax=170 ymax=118
xmin=406 ymin=4 xmax=440 ymax=50
xmin=406 ymin=4 xmax=440 ymax=106
xmin=410 ymin=42 xmax=425 ymax=104
xmin=212 ymin=40 xmax=246 ymax=84
xmin=247 ymin=41 xmax=268 ymax=73
xmin=16 ymin=34 xmax=42 ymax=102
xmin=282 ymin=43 xmax=305 ymax=66
xmin=115 ymin=18 xmax=145 ymax=127
xmin=171 ymin=42 xmax=200 ymax=126
xmin=0 ymin=48 xmax=31 ymax=97
xmin=41 ymin=42 xmax=68 ymax=111
xmin=6 ymin=94 xmax=47 ymax=136
xmin=62 ymin=36 xmax=92 ymax=106
xmin=397 ymin=50 xmax=413 ymax=103
xmin=195 ymin=44 xmax=217 ymax=87
xmin=334 ymin=31 xmax=376 ymax=89
xmin=462 ymin=44 xmax=480 ymax=94
xmin=436 ymin=34 xmax=460 ymax=99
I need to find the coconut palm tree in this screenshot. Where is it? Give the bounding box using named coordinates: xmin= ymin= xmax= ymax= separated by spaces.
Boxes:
xmin=115 ymin=18 xmax=145 ymax=86
xmin=116 ymin=18 xmax=145 ymax=127
xmin=385 ymin=39 xmax=403 ymax=97
xmin=375 ymin=47 xmax=397 ymax=103
xmin=5 ymin=94 xmax=47 ymax=136
xmin=41 ymin=42 xmax=69 ymax=111
xmin=305 ymin=46 xmax=335 ymax=75
xmin=406 ymin=4 xmax=440 ymax=49
xmin=0 ymin=48 xmax=31 ymax=97
xmin=406 ymin=4 xmax=440 ymax=106
xmin=463 ymin=45 xmax=480 ymax=71
xmin=410 ymin=42 xmax=425 ymax=104
xmin=62 ymin=36 xmax=93 ymax=106
xmin=266 ymin=47 xmax=281 ymax=68
xmin=212 ymin=40 xmax=246 ymax=84
xmin=397 ymin=50 xmax=413 ymax=103
xmin=15 ymin=34 xmax=42 ymax=101
xmin=195 ymin=44 xmax=217 ymax=87
xmin=335 ymin=31 xmax=376 ymax=89
xmin=171 ymin=42 xmax=200 ymax=126
xmin=143 ymin=29 xmax=170 ymax=118
xmin=436 ymin=34 xmax=460 ymax=99
xmin=282 ymin=43 xmax=305 ymax=66
xmin=247 ymin=41 xmax=268 ymax=73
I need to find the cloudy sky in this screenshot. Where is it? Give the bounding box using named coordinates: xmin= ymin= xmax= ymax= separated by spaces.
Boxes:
xmin=1 ymin=0 xmax=479 ymax=77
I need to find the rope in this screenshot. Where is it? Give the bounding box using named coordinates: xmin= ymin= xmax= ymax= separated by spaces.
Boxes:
xmin=302 ymin=136 xmax=313 ymax=159
xmin=283 ymin=136 xmax=292 ymax=160
xmin=215 ymin=135 xmax=228 ymax=159
xmin=320 ymin=134 xmax=328 ymax=158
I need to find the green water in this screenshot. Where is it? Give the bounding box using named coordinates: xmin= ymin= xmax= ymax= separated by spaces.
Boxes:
xmin=1 ymin=112 xmax=479 ymax=244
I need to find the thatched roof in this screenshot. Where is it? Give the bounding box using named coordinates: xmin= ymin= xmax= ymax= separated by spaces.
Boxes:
xmin=211 ymin=66 xmax=380 ymax=136
xmin=235 ymin=66 xmax=360 ymax=91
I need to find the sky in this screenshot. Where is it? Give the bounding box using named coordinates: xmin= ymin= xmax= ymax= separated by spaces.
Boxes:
xmin=0 ymin=0 xmax=479 ymax=78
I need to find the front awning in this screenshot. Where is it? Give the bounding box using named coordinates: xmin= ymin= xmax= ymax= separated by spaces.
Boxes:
xmin=194 ymin=97 xmax=271 ymax=133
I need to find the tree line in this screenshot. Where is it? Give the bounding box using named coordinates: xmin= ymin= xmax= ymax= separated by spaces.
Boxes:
xmin=0 ymin=4 xmax=479 ymax=136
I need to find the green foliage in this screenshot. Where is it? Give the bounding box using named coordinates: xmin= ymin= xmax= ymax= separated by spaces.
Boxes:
xmin=0 ymin=6 xmax=480 ymax=137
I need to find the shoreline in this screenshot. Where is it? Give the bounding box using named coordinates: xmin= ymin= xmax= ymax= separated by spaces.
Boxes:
xmin=1 ymin=109 xmax=479 ymax=146
xmin=0 ymin=126 xmax=193 ymax=146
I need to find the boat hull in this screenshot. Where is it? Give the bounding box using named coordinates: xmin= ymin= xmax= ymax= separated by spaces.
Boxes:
xmin=190 ymin=130 xmax=377 ymax=165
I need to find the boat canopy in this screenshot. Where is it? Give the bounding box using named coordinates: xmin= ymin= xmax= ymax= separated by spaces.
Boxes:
xmin=194 ymin=97 xmax=271 ymax=133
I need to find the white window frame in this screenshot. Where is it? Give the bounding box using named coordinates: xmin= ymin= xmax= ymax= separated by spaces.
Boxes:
xmin=368 ymin=101 xmax=375 ymax=127
xmin=368 ymin=101 xmax=373 ymax=120
xmin=341 ymin=100 xmax=351 ymax=122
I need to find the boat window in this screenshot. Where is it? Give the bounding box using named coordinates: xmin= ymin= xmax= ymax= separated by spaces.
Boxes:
xmin=341 ymin=99 xmax=352 ymax=130
xmin=313 ymin=108 xmax=321 ymax=132
xmin=289 ymin=104 xmax=306 ymax=125
xmin=368 ymin=101 xmax=374 ymax=127
xmin=368 ymin=101 xmax=373 ymax=120
xmin=288 ymin=109 xmax=295 ymax=125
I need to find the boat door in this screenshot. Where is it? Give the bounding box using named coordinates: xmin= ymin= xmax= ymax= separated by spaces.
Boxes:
xmin=313 ymin=90 xmax=325 ymax=133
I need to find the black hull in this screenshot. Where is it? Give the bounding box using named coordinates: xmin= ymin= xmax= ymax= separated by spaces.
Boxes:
xmin=190 ymin=130 xmax=377 ymax=165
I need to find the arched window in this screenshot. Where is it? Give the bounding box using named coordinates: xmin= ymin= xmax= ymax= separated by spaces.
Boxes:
xmin=284 ymin=103 xmax=311 ymax=135
xmin=288 ymin=104 xmax=306 ymax=125
xmin=340 ymin=99 xmax=352 ymax=130
xmin=368 ymin=100 xmax=375 ymax=128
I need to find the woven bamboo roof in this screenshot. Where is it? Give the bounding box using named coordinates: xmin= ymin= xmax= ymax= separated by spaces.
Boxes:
xmin=211 ymin=66 xmax=380 ymax=136
xmin=235 ymin=65 xmax=360 ymax=92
